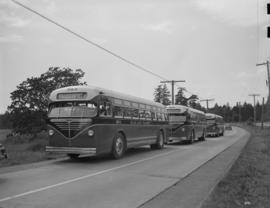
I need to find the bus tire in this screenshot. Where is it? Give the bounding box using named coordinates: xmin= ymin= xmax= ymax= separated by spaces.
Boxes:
xmin=67 ymin=153 xmax=79 ymax=159
xmin=199 ymin=130 xmax=206 ymax=141
xmin=188 ymin=130 xmax=195 ymax=144
xmin=151 ymin=131 xmax=164 ymax=150
xmin=112 ymin=133 xmax=126 ymax=159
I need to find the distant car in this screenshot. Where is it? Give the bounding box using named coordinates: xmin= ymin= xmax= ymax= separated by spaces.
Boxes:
xmin=0 ymin=143 xmax=7 ymax=160
xmin=225 ymin=125 xmax=232 ymax=131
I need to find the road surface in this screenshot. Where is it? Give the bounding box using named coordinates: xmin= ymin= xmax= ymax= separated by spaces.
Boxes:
xmin=0 ymin=127 xmax=249 ymax=208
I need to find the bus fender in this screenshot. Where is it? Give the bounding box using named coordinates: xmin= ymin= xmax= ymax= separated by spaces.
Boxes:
xmin=115 ymin=130 xmax=127 ymax=149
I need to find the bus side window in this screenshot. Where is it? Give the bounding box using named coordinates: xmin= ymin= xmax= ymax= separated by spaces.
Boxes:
xmin=162 ymin=113 xmax=167 ymax=121
xmin=151 ymin=111 xmax=156 ymax=120
xmin=145 ymin=110 xmax=151 ymax=120
xmin=139 ymin=109 xmax=145 ymax=119
xmin=156 ymin=112 xmax=162 ymax=120
xmin=124 ymin=108 xmax=132 ymax=118
xmin=100 ymin=102 xmax=112 ymax=117
xmin=132 ymin=109 xmax=139 ymax=119
xmin=113 ymin=106 xmax=124 ymax=118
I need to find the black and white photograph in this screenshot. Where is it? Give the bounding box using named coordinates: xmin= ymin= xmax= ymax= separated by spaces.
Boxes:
xmin=0 ymin=0 xmax=270 ymax=207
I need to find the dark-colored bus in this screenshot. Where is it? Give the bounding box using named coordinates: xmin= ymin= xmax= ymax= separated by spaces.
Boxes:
xmin=46 ymin=86 xmax=167 ymax=159
xmin=166 ymin=105 xmax=206 ymax=144
xmin=205 ymin=113 xmax=225 ymax=137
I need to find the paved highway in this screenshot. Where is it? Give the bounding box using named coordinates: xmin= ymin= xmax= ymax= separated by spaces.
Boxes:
xmin=0 ymin=127 xmax=248 ymax=208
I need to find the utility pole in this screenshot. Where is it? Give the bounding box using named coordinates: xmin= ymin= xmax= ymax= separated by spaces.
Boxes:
xmin=256 ymin=61 xmax=270 ymax=102
xmin=249 ymin=94 xmax=260 ymax=123
xmin=160 ymin=80 xmax=185 ymax=105
xmin=256 ymin=61 xmax=270 ymax=119
xmin=261 ymin=97 xmax=265 ymax=129
xmin=200 ymin=99 xmax=214 ymax=112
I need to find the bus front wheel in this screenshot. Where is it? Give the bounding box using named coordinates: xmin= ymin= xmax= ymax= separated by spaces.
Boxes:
xmin=112 ymin=133 xmax=126 ymax=159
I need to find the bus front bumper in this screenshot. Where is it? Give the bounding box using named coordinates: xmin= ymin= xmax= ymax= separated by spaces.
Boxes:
xmin=46 ymin=146 xmax=96 ymax=156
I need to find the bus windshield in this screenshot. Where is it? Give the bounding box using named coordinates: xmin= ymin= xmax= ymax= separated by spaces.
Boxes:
xmin=48 ymin=102 xmax=97 ymax=118
xmin=206 ymin=119 xmax=216 ymax=124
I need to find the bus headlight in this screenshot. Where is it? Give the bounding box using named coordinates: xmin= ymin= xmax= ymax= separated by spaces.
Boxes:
xmin=48 ymin=129 xmax=54 ymax=136
xmin=88 ymin=130 xmax=94 ymax=136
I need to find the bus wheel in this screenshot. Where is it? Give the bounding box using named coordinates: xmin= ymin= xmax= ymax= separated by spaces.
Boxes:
xmin=112 ymin=133 xmax=126 ymax=159
xmin=188 ymin=131 xmax=195 ymax=144
xmin=151 ymin=131 xmax=164 ymax=150
xmin=67 ymin=154 xmax=79 ymax=159
xmin=199 ymin=130 xmax=206 ymax=141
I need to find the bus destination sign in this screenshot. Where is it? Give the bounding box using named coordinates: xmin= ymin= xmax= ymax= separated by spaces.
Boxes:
xmin=57 ymin=92 xmax=87 ymax=100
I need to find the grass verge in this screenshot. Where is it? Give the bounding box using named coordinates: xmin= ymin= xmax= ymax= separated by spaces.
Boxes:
xmin=0 ymin=130 xmax=64 ymax=168
xmin=202 ymin=125 xmax=270 ymax=208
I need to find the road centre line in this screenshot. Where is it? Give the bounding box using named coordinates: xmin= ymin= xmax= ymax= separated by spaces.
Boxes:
xmin=0 ymin=148 xmax=180 ymax=203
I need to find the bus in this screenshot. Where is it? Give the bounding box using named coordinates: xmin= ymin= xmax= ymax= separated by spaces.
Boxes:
xmin=46 ymin=86 xmax=167 ymax=159
xmin=205 ymin=113 xmax=225 ymax=137
xmin=166 ymin=105 xmax=206 ymax=144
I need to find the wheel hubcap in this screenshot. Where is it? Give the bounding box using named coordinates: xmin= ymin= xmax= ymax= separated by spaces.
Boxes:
xmin=115 ymin=137 xmax=123 ymax=154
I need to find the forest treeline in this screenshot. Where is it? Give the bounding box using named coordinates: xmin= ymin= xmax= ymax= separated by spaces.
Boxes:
xmin=153 ymin=84 xmax=264 ymax=123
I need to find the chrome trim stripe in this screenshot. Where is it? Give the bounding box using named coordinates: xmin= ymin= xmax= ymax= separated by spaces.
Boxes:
xmin=46 ymin=146 xmax=96 ymax=155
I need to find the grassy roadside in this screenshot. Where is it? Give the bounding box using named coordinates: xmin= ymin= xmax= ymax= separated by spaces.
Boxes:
xmin=202 ymin=125 xmax=270 ymax=208
xmin=0 ymin=130 xmax=64 ymax=167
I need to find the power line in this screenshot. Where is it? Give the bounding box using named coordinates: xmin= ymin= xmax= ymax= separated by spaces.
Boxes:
xmin=11 ymin=0 xmax=201 ymax=98
xmin=11 ymin=0 xmax=167 ymax=81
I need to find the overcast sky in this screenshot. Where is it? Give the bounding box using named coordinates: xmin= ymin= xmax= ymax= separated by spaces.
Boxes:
xmin=0 ymin=0 xmax=270 ymax=113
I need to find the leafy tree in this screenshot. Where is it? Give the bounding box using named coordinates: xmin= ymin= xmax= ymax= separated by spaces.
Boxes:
xmin=186 ymin=94 xmax=198 ymax=108
xmin=241 ymin=102 xmax=254 ymax=122
xmin=153 ymin=84 xmax=171 ymax=105
xmin=8 ymin=67 xmax=87 ymax=134
xmin=0 ymin=112 xmax=13 ymax=129
xmin=175 ymin=88 xmax=187 ymax=105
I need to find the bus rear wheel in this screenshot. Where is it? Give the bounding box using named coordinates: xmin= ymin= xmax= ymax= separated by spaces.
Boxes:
xmin=199 ymin=130 xmax=206 ymax=141
xmin=112 ymin=133 xmax=126 ymax=159
xmin=188 ymin=130 xmax=195 ymax=144
xmin=151 ymin=131 xmax=164 ymax=150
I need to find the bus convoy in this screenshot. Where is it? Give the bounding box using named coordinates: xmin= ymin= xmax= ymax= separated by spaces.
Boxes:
xmin=46 ymin=86 xmax=226 ymax=159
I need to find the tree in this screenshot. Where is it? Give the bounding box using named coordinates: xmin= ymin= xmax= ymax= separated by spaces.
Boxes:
xmin=153 ymin=84 xmax=171 ymax=105
xmin=8 ymin=67 xmax=87 ymax=134
xmin=0 ymin=112 xmax=13 ymax=129
xmin=175 ymin=88 xmax=188 ymax=105
xmin=186 ymin=94 xmax=198 ymax=108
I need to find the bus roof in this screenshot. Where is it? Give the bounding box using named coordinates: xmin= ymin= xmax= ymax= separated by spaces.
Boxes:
xmin=166 ymin=105 xmax=205 ymax=116
xmin=205 ymin=113 xmax=223 ymax=119
xmin=49 ymin=85 xmax=165 ymax=109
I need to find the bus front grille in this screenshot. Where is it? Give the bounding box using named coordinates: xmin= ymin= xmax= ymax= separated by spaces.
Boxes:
xmin=50 ymin=119 xmax=92 ymax=138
